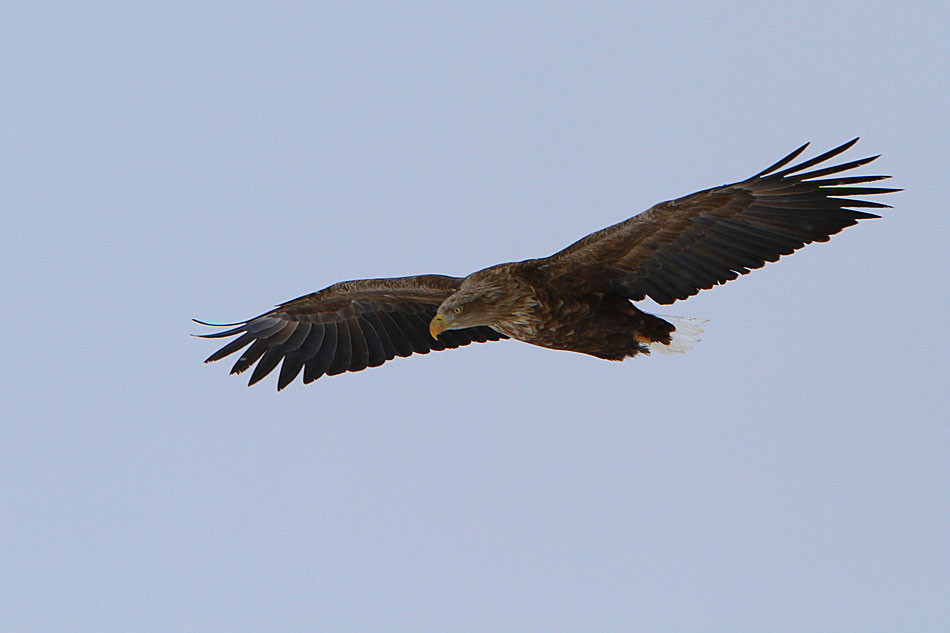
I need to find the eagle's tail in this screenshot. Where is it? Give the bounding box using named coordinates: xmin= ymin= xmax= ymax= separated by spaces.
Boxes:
xmin=650 ymin=316 xmax=708 ymax=354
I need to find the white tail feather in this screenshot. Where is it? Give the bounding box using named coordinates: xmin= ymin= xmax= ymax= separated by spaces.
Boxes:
xmin=649 ymin=316 xmax=708 ymax=354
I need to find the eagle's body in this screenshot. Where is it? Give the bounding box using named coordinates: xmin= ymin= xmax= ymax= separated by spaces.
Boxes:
xmin=197 ymin=139 xmax=897 ymax=389
xmin=451 ymin=261 xmax=677 ymax=359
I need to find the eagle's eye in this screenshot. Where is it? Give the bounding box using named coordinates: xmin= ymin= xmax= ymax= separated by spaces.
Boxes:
xmin=453 ymin=306 xmax=463 ymax=314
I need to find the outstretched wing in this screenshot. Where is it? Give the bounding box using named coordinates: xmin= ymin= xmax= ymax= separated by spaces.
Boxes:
xmin=538 ymin=139 xmax=899 ymax=304
xmin=196 ymin=274 xmax=507 ymax=389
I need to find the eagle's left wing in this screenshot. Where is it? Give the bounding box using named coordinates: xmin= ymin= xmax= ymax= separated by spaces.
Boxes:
xmin=538 ymin=139 xmax=898 ymax=304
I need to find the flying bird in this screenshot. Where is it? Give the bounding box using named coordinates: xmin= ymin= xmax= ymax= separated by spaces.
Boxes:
xmin=196 ymin=139 xmax=896 ymax=390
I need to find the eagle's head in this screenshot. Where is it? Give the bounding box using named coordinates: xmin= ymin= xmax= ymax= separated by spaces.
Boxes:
xmin=429 ymin=264 xmax=534 ymax=338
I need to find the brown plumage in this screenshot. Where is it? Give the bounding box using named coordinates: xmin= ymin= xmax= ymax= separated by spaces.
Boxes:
xmin=196 ymin=139 xmax=897 ymax=389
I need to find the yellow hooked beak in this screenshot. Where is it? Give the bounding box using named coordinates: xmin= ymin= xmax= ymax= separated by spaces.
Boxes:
xmin=429 ymin=313 xmax=449 ymax=339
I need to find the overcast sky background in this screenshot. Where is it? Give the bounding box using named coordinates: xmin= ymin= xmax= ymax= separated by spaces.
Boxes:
xmin=3 ymin=2 xmax=948 ymax=632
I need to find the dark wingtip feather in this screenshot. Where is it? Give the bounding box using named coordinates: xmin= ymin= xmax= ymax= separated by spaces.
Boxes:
xmin=247 ymin=355 xmax=279 ymax=386
xmin=194 ymin=325 xmax=250 ymax=339
xmin=768 ymin=138 xmax=862 ymax=180
xmin=751 ymin=142 xmax=810 ymax=178
xmin=193 ymin=319 xmax=248 ymax=339
xmin=827 ymin=197 xmax=892 ymax=209
xmin=203 ymin=332 xmax=255 ymax=364
xmin=793 ymin=155 xmax=880 ymax=182
xmin=823 ymin=186 xmax=902 ymax=196
xmin=276 ymin=363 xmax=299 ymax=391
xmin=193 ymin=317 xmax=249 ymax=328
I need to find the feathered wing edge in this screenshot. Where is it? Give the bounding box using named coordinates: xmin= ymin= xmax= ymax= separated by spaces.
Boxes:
xmin=195 ymin=277 xmax=508 ymax=390
xmin=603 ymin=139 xmax=899 ymax=305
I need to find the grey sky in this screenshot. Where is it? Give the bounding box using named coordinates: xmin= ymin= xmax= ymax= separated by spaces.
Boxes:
xmin=3 ymin=2 xmax=948 ymax=631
